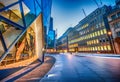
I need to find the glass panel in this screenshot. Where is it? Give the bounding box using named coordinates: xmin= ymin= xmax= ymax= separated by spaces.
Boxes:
xmin=22 ymin=2 xmax=30 ymax=15
xmin=0 ymin=4 xmax=24 ymax=27
xmin=23 ymin=0 xmax=36 ymax=15
xmin=0 ymin=0 xmax=18 ymax=8
xmin=35 ymin=0 xmax=41 ymax=16
xmin=0 ymin=20 xmax=22 ymax=59
xmin=23 ymin=0 xmax=37 ymax=27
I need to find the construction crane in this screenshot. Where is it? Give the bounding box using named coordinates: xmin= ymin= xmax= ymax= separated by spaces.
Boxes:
xmin=82 ymin=8 xmax=87 ymax=17
xmin=100 ymin=0 xmax=103 ymax=6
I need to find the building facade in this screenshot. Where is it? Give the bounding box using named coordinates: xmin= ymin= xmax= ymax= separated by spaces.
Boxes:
xmin=0 ymin=0 xmax=52 ymax=65
xmin=56 ymin=28 xmax=73 ymax=53
xmin=107 ymin=0 xmax=120 ymax=54
xmin=69 ymin=5 xmax=113 ymax=54
xmin=57 ymin=5 xmax=114 ymax=54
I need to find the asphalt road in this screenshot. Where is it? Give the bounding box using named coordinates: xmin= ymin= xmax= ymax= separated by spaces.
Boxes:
xmin=40 ymin=54 xmax=120 ymax=82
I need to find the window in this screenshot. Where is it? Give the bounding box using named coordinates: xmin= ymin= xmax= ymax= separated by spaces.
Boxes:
xmin=96 ymin=39 xmax=99 ymax=43
xmin=117 ymin=12 xmax=120 ymax=17
xmin=96 ymin=24 xmax=99 ymax=28
xmin=99 ymin=39 xmax=102 ymax=42
xmin=95 ymin=47 xmax=97 ymax=50
xmin=93 ymin=47 xmax=95 ymax=51
xmin=100 ymin=30 xmax=103 ymax=35
xmin=107 ymin=45 xmax=111 ymax=50
xmin=117 ymin=32 xmax=120 ymax=36
xmin=117 ymin=22 xmax=120 ymax=27
xmin=101 ymin=46 xmax=104 ymax=50
xmin=104 ymin=46 xmax=107 ymax=50
xmin=111 ymin=14 xmax=116 ymax=20
xmin=98 ymin=46 xmax=100 ymax=51
xmin=101 ymin=22 xmax=104 ymax=27
xmin=103 ymin=29 xmax=107 ymax=34
xmin=94 ymin=40 xmax=96 ymax=44
xmin=93 ymin=33 xmax=95 ymax=37
xmin=98 ymin=31 xmax=100 ymax=36
xmin=95 ymin=32 xmax=97 ymax=36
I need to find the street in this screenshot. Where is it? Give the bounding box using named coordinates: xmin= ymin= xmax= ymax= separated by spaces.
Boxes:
xmin=41 ymin=54 xmax=120 ymax=82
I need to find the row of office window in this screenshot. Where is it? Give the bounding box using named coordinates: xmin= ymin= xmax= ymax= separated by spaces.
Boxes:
xmin=87 ymin=37 xmax=109 ymax=45
xmin=113 ymin=21 xmax=120 ymax=29
xmin=111 ymin=11 xmax=120 ymax=20
xmin=69 ymin=48 xmax=75 ymax=52
xmin=87 ymin=39 xmax=99 ymax=45
xmin=77 ymin=23 xmax=89 ymax=31
xmin=78 ymin=45 xmax=111 ymax=52
xmin=69 ymin=43 xmax=78 ymax=48
xmin=79 ymin=22 xmax=105 ymax=36
xmin=69 ymin=29 xmax=107 ymax=44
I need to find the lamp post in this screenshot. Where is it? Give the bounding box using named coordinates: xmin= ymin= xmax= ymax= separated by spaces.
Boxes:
xmin=108 ymin=31 xmax=116 ymax=54
xmin=42 ymin=48 xmax=45 ymax=63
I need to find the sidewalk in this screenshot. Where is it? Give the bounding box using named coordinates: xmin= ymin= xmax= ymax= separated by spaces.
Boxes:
xmin=0 ymin=56 xmax=55 ymax=82
xmin=0 ymin=55 xmax=38 ymax=70
xmin=74 ymin=53 xmax=120 ymax=57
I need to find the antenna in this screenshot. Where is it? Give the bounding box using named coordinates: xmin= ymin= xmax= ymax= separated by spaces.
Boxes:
xmin=82 ymin=8 xmax=87 ymax=17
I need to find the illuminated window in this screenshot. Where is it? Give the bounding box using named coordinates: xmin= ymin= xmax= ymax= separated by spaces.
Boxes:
xmin=93 ymin=33 xmax=95 ymax=37
xmin=91 ymin=47 xmax=93 ymax=51
xmin=96 ymin=39 xmax=99 ymax=43
xmin=100 ymin=30 xmax=103 ymax=35
xmin=98 ymin=46 xmax=100 ymax=51
xmin=88 ymin=34 xmax=90 ymax=39
xmin=107 ymin=45 xmax=111 ymax=50
xmin=95 ymin=32 xmax=97 ymax=36
xmin=95 ymin=47 xmax=97 ymax=50
xmin=87 ymin=41 xmax=89 ymax=45
xmin=104 ymin=46 xmax=107 ymax=50
xmin=91 ymin=40 xmax=93 ymax=44
xmin=98 ymin=31 xmax=100 ymax=36
xmin=103 ymin=29 xmax=107 ymax=34
xmin=94 ymin=40 xmax=96 ymax=44
xmin=101 ymin=46 xmax=104 ymax=50
xmin=91 ymin=34 xmax=93 ymax=38
xmin=89 ymin=41 xmax=91 ymax=45
xmin=93 ymin=47 xmax=95 ymax=51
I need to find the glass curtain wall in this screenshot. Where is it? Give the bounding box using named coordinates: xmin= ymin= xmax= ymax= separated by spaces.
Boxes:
xmin=0 ymin=0 xmax=52 ymax=65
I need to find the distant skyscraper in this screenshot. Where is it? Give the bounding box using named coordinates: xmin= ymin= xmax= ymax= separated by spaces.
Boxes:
xmin=49 ymin=17 xmax=53 ymax=31
xmin=47 ymin=17 xmax=55 ymax=49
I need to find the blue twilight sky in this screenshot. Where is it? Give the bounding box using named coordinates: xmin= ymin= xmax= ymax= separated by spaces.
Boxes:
xmin=51 ymin=0 xmax=116 ymax=38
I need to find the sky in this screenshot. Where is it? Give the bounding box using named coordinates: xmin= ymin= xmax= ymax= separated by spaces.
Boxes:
xmin=51 ymin=0 xmax=116 ymax=38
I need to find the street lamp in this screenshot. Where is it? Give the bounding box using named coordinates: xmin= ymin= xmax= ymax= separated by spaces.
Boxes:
xmin=107 ymin=31 xmax=116 ymax=54
xmin=42 ymin=48 xmax=45 ymax=63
